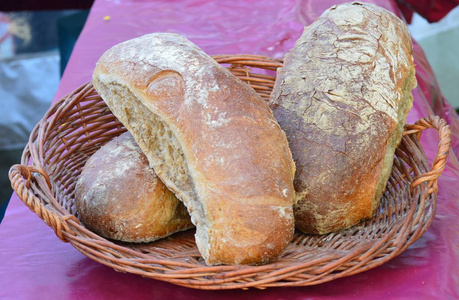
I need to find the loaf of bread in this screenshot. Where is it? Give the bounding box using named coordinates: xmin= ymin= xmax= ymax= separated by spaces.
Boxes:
xmin=92 ymin=33 xmax=296 ymax=265
xmin=270 ymin=2 xmax=417 ymax=234
xmin=75 ymin=132 xmax=193 ymax=243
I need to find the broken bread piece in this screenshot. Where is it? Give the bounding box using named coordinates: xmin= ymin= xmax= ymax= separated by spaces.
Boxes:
xmin=92 ymin=33 xmax=296 ymax=265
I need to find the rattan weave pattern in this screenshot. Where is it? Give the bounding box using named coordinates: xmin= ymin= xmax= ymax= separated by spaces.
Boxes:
xmin=9 ymin=55 xmax=451 ymax=290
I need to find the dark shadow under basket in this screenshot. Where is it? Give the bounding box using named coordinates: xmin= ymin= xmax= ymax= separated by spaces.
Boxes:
xmin=9 ymin=55 xmax=451 ymax=290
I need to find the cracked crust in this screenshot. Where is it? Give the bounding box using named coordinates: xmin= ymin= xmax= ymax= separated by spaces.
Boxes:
xmin=270 ymin=2 xmax=416 ymax=234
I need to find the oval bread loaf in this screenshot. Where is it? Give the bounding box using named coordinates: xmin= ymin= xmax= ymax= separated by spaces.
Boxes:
xmin=92 ymin=33 xmax=296 ymax=265
xmin=270 ymin=2 xmax=417 ymax=234
xmin=75 ymin=131 xmax=193 ymax=243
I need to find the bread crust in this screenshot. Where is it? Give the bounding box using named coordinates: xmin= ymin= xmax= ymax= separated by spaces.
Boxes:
xmin=270 ymin=2 xmax=416 ymax=234
xmin=92 ymin=33 xmax=296 ymax=265
xmin=75 ymin=132 xmax=193 ymax=243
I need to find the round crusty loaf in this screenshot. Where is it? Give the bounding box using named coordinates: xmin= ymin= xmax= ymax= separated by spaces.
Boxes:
xmin=92 ymin=33 xmax=296 ymax=265
xmin=75 ymin=131 xmax=193 ymax=243
xmin=270 ymin=2 xmax=417 ymax=234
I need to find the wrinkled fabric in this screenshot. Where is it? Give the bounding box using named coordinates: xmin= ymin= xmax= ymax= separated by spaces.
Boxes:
xmin=1 ymin=0 xmax=458 ymax=299
xmin=396 ymin=0 xmax=459 ymax=23
xmin=0 ymin=53 xmax=60 ymax=150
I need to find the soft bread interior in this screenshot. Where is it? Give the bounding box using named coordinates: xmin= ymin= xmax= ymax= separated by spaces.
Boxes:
xmin=95 ymin=80 xmax=210 ymax=254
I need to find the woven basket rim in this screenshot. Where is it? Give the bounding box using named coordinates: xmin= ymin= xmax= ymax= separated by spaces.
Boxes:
xmin=8 ymin=54 xmax=451 ymax=290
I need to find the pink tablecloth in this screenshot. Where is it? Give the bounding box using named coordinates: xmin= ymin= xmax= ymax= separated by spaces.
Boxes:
xmin=1 ymin=0 xmax=458 ymax=299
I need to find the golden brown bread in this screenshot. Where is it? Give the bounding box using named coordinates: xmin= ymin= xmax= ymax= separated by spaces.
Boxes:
xmin=75 ymin=131 xmax=193 ymax=242
xmin=92 ymin=33 xmax=296 ymax=265
xmin=270 ymin=2 xmax=417 ymax=234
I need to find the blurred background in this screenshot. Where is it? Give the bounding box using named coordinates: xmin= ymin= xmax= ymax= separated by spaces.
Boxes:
xmin=0 ymin=1 xmax=93 ymax=221
xmin=0 ymin=1 xmax=458 ymax=221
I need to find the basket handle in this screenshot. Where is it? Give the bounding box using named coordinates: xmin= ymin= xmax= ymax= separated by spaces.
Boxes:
xmin=8 ymin=164 xmax=78 ymax=242
xmin=403 ymin=115 xmax=451 ymax=194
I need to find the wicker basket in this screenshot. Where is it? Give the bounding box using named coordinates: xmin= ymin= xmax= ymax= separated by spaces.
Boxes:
xmin=9 ymin=55 xmax=451 ymax=290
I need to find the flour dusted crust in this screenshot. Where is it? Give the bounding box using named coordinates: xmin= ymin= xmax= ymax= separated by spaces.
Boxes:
xmin=92 ymin=33 xmax=296 ymax=265
xmin=270 ymin=2 xmax=417 ymax=234
xmin=75 ymin=132 xmax=193 ymax=243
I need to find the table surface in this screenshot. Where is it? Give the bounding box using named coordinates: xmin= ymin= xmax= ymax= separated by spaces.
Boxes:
xmin=1 ymin=0 xmax=459 ymax=299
